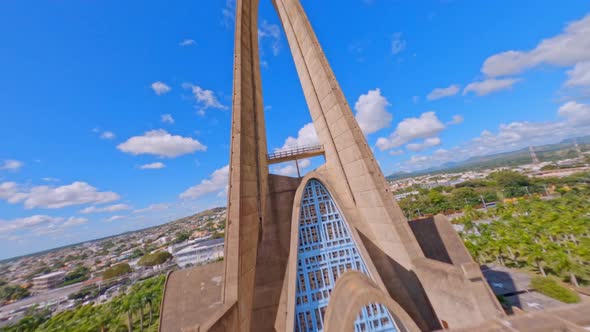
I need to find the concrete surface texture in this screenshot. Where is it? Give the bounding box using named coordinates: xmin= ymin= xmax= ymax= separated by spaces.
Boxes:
xmin=158 ymin=0 xmax=589 ymax=331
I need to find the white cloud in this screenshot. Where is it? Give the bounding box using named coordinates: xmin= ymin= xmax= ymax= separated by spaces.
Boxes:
xmin=376 ymin=112 xmax=446 ymax=151
xmin=566 ymin=61 xmax=590 ymax=87
xmin=0 ymin=160 xmax=24 ymax=171
xmin=258 ymin=20 xmax=281 ymax=56
xmin=1 ymin=181 xmax=120 ymax=209
xmin=354 ymin=89 xmax=392 ymax=135
xmin=182 ymin=83 xmax=227 ymax=115
xmin=117 ymin=129 xmax=207 ymax=158
xmin=133 ymin=203 xmax=170 ymax=214
xmin=273 ymin=159 xmax=311 ymax=177
xmin=463 ymin=78 xmax=520 ymax=96
xmin=482 ymin=14 xmax=590 ymax=77
xmin=427 ymin=84 xmax=460 ymax=100
xmin=391 ymin=33 xmax=406 ymax=55
xmin=80 ymin=204 xmax=131 ymax=214
xmin=389 ymin=150 xmax=404 ymax=156
xmin=406 ymin=137 xmax=441 ymax=152
xmin=558 ymin=101 xmax=590 ymax=124
xmin=0 ymin=215 xmax=61 ymax=234
xmin=151 ymin=81 xmax=172 ymax=95
xmin=161 ymin=114 xmax=175 ymax=124
xmin=140 ymin=162 xmax=166 ymax=170
xmin=42 ymin=177 xmax=60 ymax=182
xmin=100 ymin=131 xmax=115 ymax=140
xmin=280 ymin=123 xmax=320 ymax=150
xmin=180 ymin=165 xmax=229 ymax=199
xmin=105 ymin=215 xmax=125 ymax=222
xmin=0 ymin=215 xmax=87 ymax=236
xmin=0 ymin=182 xmax=20 ymax=201
xmin=397 ymin=102 xmax=590 ymax=171
xmin=447 ymin=115 xmax=464 ymax=125
xmin=222 ymin=0 xmax=235 ymax=29
xmin=62 ymin=217 xmax=88 ymax=227
xmin=179 ymin=39 xmax=196 ymax=47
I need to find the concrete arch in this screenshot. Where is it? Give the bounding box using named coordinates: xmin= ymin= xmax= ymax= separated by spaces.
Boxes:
xmin=282 ymin=170 xmax=394 ymax=331
xmin=323 ymin=271 xmax=421 ymax=332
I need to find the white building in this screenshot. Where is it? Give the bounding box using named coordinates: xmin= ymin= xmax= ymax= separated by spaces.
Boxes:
xmin=31 ymin=271 xmax=66 ymax=293
xmin=175 ymin=238 xmax=224 ymax=269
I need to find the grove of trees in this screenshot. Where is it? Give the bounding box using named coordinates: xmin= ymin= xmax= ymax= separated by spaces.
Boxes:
xmin=137 ymin=252 xmax=172 ymax=267
xmin=103 ymin=263 xmax=132 ymax=280
xmin=458 ymin=188 xmax=590 ymax=289
xmin=398 ymin=170 xmax=587 ymax=219
xmin=1 ymin=275 xmax=165 ymax=332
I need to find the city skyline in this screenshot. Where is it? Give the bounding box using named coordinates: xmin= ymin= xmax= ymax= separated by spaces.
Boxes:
xmin=2 ymin=0 xmax=590 ymax=259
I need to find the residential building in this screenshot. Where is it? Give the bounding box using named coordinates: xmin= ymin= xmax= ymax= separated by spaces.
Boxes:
xmin=31 ymin=271 xmax=66 ymax=293
xmin=174 ymin=238 xmax=224 ymax=268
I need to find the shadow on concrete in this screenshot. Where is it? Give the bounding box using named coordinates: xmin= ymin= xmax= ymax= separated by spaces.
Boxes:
xmin=481 ymin=265 xmax=520 ymax=314
xmin=359 ymin=232 xmax=442 ymax=331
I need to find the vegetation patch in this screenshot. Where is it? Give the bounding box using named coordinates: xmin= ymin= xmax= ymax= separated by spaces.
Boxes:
xmin=530 ymin=276 xmax=580 ymax=303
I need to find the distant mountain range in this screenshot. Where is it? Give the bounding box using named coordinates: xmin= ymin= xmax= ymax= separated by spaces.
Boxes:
xmin=386 ymin=135 xmax=590 ymax=180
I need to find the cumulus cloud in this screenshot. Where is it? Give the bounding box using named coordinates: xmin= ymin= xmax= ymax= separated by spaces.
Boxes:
xmin=0 ymin=181 xmax=120 ymax=209
xmin=376 ymin=112 xmax=446 ymax=151
xmin=258 ymin=20 xmax=281 ymax=56
xmin=117 ymin=129 xmax=206 ymax=158
xmin=133 ymin=203 xmax=170 ymax=214
xmin=62 ymin=217 xmax=89 ymax=227
xmin=80 ymin=204 xmax=131 ymax=214
xmin=151 ymin=81 xmax=172 ymax=95
xmin=140 ymin=162 xmax=166 ymax=170
xmin=463 ymin=78 xmax=520 ymax=96
xmin=280 ymin=123 xmax=320 ymax=150
xmin=482 ymin=14 xmax=590 ymax=77
xmin=391 ymin=33 xmax=406 ymax=55
xmin=100 ymin=131 xmax=116 ymax=140
xmin=179 ymin=39 xmax=196 ymax=47
xmin=161 ymin=114 xmax=175 ymax=124
xmin=105 ymin=215 xmax=125 ymax=222
xmin=566 ymin=61 xmax=590 ymax=87
xmin=273 ymin=159 xmax=311 ymax=177
xmin=0 ymin=160 xmax=24 ymax=171
xmin=406 ymin=137 xmax=441 ymax=152
xmin=180 ymin=165 xmax=229 ymax=199
xmin=222 ymin=0 xmax=235 ymax=29
xmin=183 ymin=83 xmax=227 ymax=115
xmin=447 ymin=115 xmax=464 ymax=125
xmin=354 ymin=89 xmax=392 ymax=135
xmin=427 ymin=84 xmax=460 ymax=100
xmin=558 ymin=101 xmax=590 ymax=124
xmin=397 ymin=102 xmax=590 ymax=171
xmin=0 ymin=215 xmax=87 ymax=236
xmin=0 ymin=182 xmax=20 ymax=201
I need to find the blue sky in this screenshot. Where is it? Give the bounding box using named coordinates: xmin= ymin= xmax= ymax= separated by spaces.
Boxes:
xmin=1 ymin=0 xmax=590 ymax=259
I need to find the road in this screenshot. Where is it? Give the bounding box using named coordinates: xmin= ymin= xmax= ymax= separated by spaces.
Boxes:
xmin=0 ymin=282 xmax=85 ymax=317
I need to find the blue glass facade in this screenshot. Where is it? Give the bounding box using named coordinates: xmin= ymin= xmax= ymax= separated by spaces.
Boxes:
xmin=294 ymin=179 xmax=398 ymax=332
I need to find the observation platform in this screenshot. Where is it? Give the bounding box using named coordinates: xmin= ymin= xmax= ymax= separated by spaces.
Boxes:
xmin=267 ymin=144 xmax=324 ymax=165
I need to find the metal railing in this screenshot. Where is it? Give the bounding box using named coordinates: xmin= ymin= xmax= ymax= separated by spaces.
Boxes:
xmin=267 ymin=144 xmax=323 ymax=161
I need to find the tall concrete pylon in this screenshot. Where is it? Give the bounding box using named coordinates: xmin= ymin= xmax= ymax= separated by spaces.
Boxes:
xmin=158 ymin=0 xmax=515 ymax=331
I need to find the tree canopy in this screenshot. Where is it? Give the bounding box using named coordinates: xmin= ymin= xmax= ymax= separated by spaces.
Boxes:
xmin=138 ymin=252 xmax=172 ymax=267
xmin=102 ymin=263 xmax=132 ymax=280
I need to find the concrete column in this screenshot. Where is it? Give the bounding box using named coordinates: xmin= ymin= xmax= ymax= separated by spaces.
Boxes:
xmin=273 ymin=0 xmax=423 ymax=269
xmin=224 ymin=0 xmax=269 ymax=330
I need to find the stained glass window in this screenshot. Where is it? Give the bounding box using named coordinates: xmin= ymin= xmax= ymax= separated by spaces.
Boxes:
xmin=294 ymin=179 xmax=399 ymax=332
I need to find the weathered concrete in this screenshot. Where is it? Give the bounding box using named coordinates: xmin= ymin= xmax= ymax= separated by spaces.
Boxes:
xmin=159 ymin=262 xmax=224 ymax=332
xmin=158 ymin=0 xmax=586 ymax=331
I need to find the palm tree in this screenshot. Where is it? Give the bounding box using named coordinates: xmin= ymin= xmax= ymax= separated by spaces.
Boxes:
xmin=551 ymin=252 xmax=581 ymax=287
